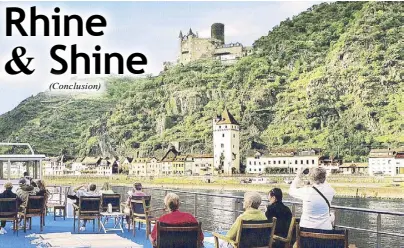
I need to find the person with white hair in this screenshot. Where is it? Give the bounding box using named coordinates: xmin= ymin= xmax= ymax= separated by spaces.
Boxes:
xmin=219 ymin=192 xmax=267 ymax=247
xmin=149 ymin=193 xmax=203 ymax=246
xmin=289 ymin=167 xmax=336 ymax=230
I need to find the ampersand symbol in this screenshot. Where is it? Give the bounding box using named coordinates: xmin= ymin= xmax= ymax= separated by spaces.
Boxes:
xmin=5 ymin=46 xmax=35 ymax=75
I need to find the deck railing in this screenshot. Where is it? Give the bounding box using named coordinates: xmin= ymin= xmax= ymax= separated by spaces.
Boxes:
xmin=147 ymin=188 xmax=404 ymax=248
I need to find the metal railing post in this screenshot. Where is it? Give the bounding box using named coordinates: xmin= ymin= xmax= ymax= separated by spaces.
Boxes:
xmin=377 ymin=213 xmax=381 ymax=248
xmin=59 ymin=186 xmax=62 ymax=204
xmin=194 ymin=193 xmax=198 ymax=217
xmin=292 ymin=204 xmax=296 ymax=217
xmin=334 ymin=209 xmax=339 ymax=227
xmin=234 ymin=199 xmax=239 ymax=220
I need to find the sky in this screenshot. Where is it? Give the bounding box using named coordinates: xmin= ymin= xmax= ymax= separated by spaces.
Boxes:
xmin=0 ymin=1 xmax=318 ymax=115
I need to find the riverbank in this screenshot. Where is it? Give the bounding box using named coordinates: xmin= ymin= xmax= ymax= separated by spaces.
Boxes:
xmin=45 ymin=175 xmax=404 ymax=199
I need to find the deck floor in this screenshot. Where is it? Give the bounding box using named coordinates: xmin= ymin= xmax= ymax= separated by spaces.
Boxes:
xmin=0 ymin=214 xmax=215 ymax=248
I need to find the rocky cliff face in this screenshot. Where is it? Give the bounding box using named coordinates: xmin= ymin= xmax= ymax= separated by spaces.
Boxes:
xmin=0 ymin=2 xmax=402 ymax=162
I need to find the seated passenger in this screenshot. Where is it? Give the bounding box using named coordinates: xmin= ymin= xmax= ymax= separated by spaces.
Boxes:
xmin=219 ymin=192 xmax=267 ymax=247
xmin=124 ymin=182 xmax=146 ymax=227
xmin=22 ymin=172 xmax=33 ymax=186
xmin=16 ymin=178 xmax=36 ymax=208
xmin=149 ymin=193 xmax=203 ymax=247
xmin=35 ymin=180 xmax=49 ymax=197
xmin=266 ymin=188 xmax=292 ymax=247
xmin=0 ymin=182 xmax=18 ymax=234
xmin=289 ymin=167 xmax=335 ymax=230
xmin=99 ymin=182 xmax=114 ymax=194
xmin=73 ymin=183 xmax=100 ymax=231
xmin=68 ymin=183 xmax=100 ymax=205
xmin=127 ymin=182 xmax=146 ymax=204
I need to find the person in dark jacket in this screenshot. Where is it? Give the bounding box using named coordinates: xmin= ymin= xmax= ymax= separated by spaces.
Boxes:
xmin=0 ymin=182 xmax=18 ymax=234
xmin=16 ymin=178 xmax=36 ymax=208
xmin=265 ymin=188 xmax=292 ymax=241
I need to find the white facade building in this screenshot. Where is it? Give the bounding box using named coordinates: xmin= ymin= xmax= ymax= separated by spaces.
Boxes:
xmin=246 ymin=150 xmax=321 ymax=174
xmin=129 ymin=158 xmax=149 ymax=176
xmin=146 ymin=157 xmax=161 ymax=176
xmin=185 ymin=154 xmax=214 ymax=175
xmin=43 ymin=158 xmax=67 ymax=176
xmin=213 ymin=109 xmax=240 ymax=174
xmin=368 ymin=149 xmax=404 ymax=176
xmin=96 ymin=158 xmax=112 ymax=176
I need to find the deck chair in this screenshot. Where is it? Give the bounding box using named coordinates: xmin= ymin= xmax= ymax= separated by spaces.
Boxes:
xmin=296 ymin=224 xmax=348 ymax=248
xmin=49 ymin=186 xmax=71 ymax=220
xmin=73 ymin=196 xmax=101 ymax=233
xmin=273 ymin=217 xmax=296 ymax=248
xmin=19 ymin=196 xmax=45 ymax=232
xmin=101 ymin=194 xmax=121 ymax=212
xmin=213 ymin=218 xmax=277 ymax=248
xmin=0 ymin=198 xmax=19 ymax=235
xmin=156 ymin=221 xmax=202 ymax=248
xmin=130 ymin=195 xmax=164 ymax=237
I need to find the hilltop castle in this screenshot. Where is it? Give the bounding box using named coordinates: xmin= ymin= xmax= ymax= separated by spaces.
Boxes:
xmin=177 ymin=23 xmax=252 ymax=65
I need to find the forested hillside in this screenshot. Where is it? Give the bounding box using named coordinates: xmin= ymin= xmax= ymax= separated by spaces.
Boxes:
xmin=0 ymin=2 xmax=403 ymax=163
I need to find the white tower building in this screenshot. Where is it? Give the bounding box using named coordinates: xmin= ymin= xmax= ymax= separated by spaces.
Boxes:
xmin=213 ymin=109 xmax=240 ymax=174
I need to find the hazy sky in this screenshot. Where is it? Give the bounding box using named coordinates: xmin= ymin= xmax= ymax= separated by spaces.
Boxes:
xmin=0 ymin=1 xmax=318 ymax=115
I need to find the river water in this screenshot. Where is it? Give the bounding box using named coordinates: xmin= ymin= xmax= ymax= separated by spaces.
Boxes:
xmin=113 ymin=186 xmax=404 ymax=248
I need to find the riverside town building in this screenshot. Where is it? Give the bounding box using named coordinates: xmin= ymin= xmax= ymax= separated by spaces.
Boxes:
xmin=368 ymin=148 xmax=404 ymax=176
xmin=39 ymin=108 xmax=404 ymax=177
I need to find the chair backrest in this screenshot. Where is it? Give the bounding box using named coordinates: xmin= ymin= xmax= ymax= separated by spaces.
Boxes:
xmin=296 ymin=224 xmax=348 ymax=248
xmin=101 ymin=194 xmax=121 ymax=212
xmin=0 ymin=198 xmax=18 ymax=216
xmin=236 ymin=218 xmax=277 ymax=248
xmin=78 ymin=196 xmax=101 ymax=215
xmin=26 ymin=196 xmax=45 ymax=214
xmin=130 ymin=195 xmax=151 ymax=217
xmin=156 ymin=221 xmax=201 ymax=248
xmin=285 ymin=217 xmax=297 ymax=241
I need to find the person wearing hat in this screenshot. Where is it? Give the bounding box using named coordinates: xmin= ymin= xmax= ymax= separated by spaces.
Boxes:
xmin=0 ymin=182 xmax=18 ymax=234
xmin=16 ymin=178 xmax=36 ymax=208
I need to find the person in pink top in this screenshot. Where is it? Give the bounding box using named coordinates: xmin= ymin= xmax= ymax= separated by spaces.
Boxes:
xmin=149 ymin=193 xmax=203 ymax=247
xmin=125 ymin=182 xmax=146 ymax=228
xmin=127 ymin=182 xmax=146 ymax=203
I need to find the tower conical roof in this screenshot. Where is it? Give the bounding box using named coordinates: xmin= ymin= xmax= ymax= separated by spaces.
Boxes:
xmin=188 ymin=28 xmax=194 ymax=36
xmin=179 ymin=31 xmax=183 ymax=38
xmin=216 ymin=108 xmax=239 ymax=125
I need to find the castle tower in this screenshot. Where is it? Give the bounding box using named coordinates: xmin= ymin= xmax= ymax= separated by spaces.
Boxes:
xmin=211 ymin=23 xmax=225 ymax=44
xmin=213 ymin=108 xmax=240 ymax=174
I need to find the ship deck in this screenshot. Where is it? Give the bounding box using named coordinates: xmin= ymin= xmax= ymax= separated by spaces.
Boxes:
xmin=1 ymin=214 xmax=215 ymax=248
